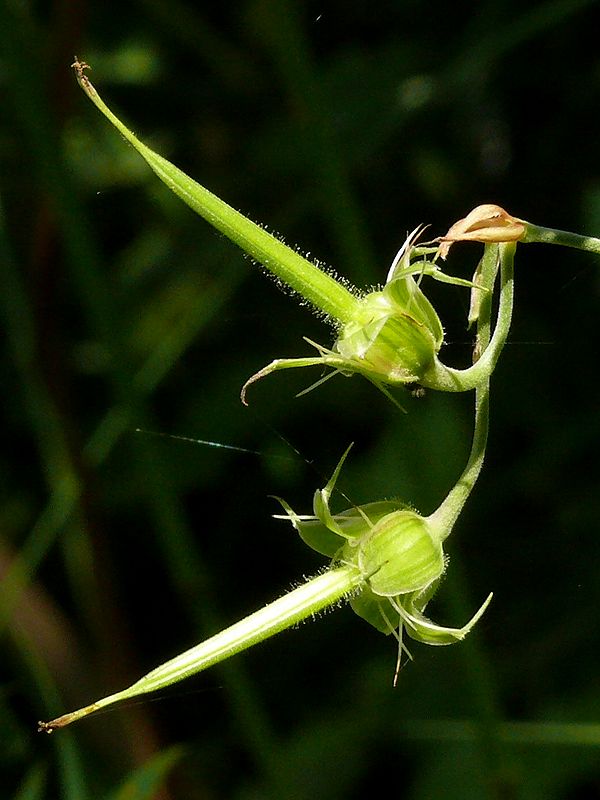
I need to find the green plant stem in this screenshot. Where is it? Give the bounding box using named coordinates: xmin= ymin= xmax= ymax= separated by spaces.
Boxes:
xmin=428 ymin=244 xmax=513 ymax=794
xmin=39 ymin=565 xmax=363 ymax=731
xmin=429 ymin=242 xmax=515 ymax=538
xmin=73 ymin=65 xmax=361 ymax=325
xmin=420 ymin=242 xmax=515 ymax=393
xmin=522 ymin=222 xmax=600 ymax=254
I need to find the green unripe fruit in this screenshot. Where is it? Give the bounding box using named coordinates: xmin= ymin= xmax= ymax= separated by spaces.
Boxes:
xmin=356 ymin=510 xmax=444 ymax=596
xmin=334 ymin=278 xmax=443 ymax=385
xmin=336 ymin=311 xmax=436 ymax=383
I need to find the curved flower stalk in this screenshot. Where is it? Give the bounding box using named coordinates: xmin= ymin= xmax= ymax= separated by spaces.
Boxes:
xmin=430 ymin=242 xmax=509 ymax=534
xmin=72 ymin=61 xmax=516 ymax=401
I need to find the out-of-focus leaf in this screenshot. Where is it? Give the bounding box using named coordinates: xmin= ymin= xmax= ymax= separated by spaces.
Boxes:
xmin=108 ymin=746 xmax=184 ymax=800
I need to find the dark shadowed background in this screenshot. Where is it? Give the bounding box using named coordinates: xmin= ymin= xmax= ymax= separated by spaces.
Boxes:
xmin=2 ymin=1 xmax=600 ymax=798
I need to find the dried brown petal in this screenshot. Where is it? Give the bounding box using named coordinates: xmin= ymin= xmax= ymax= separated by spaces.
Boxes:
xmin=438 ymin=204 xmax=525 ymax=258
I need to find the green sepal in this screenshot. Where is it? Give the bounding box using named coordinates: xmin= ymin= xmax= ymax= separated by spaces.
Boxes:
xmin=382 ymin=274 xmax=444 ymax=350
xmin=351 ymin=584 xmax=493 ymax=643
xmin=273 ymin=496 xmax=344 ymax=557
xmin=335 ymin=295 xmax=440 ymax=385
xmin=329 ymin=501 xmax=408 ymax=538
xmin=349 ymin=587 xmax=401 ymax=635
xmin=275 ymin=497 xmax=407 ymax=558
xmin=274 ymin=446 xmax=410 ymax=557
xmin=313 ymin=444 xmax=354 ymax=537
xmin=398 ymin=590 xmax=493 ymax=645
xmin=392 ymin=260 xmax=490 ymax=292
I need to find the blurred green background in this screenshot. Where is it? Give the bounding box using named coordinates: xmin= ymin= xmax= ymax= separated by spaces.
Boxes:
xmin=2 ymin=1 xmax=600 ymax=798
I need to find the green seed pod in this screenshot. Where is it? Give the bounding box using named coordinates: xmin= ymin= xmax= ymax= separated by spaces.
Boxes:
xmin=272 ymin=446 xmax=490 ymax=649
xmin=334 ymin=278 xmax=443 ymax=385
xmin=356 ymin=510 xmax=444 ymax=596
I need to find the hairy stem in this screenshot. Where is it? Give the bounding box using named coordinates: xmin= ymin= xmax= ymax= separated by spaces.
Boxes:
xmin=421 ymin=242 xmax=515 ymax=393
xmin=429 ymin=242 xmax=515 ymax=538
xmin=522 ymin=222 xmax=600 ymax=255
